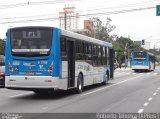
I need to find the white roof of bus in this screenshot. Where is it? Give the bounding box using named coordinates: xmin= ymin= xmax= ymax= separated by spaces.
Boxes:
xmin=9 ymin=26 xmax=112 ymax=48
xmin=61 ymin=29 xmax=112 ymax=48
xmin=134 ymin=51 xmax=154 ymax=56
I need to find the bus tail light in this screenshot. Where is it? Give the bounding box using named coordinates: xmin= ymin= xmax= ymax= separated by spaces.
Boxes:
xmin=48 ymin=63 xmax=53 ymax=75
xmin=9 ymin=62 xmax=13 ymax=74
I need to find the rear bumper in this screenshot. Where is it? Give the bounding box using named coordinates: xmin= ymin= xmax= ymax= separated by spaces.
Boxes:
xmin=5 ymin=76 xmax=67 ymax=90
xmin=131 ymin=65 xmax=149 ymax=70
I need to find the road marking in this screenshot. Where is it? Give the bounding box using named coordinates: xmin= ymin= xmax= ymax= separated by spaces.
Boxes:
xmin=80 ymin=75 xmax=142 ymax=97
xmin=156 ymin=90 xmax=159 ymax=92
xmin=148 ymin=97 xmax=152 ymax=101
xmin=9 ymin=92 xmax=33 ymax=98
xmin=138 ymin=109 xmax=144 ymax=113
xmin=158 ymin=88 xmax=160 ymax=90
xmin=139 ymin=73 xmax=143 ymax=75
xmin=126 ymin=73 xmax=131 ymax=75
xmin=153 ymin=73 xmax=158 ymax=75
xmin=153 ymin=93 xmax=157 ymax=96
xmin=143 ymin=102 xmax=149 ymax=107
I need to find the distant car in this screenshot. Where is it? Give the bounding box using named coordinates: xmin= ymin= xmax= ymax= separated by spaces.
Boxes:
xmin=0 ymin=69 xmax=5 ymax=87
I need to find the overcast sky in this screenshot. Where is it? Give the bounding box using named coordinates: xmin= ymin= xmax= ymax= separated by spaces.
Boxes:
xmin=0 ymin=0 xmax=160 ymax=48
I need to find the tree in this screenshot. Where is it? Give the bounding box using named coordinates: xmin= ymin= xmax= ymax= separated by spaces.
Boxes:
xmin=113 ymin=36 xmax=134 ymax=63
xmin=0 ymin=39 xmax=5 ymax=55
xmin=113 ymin=41 xmax=124 ymax=62
xmin=91 ymin=17 xmax=116 ymax=41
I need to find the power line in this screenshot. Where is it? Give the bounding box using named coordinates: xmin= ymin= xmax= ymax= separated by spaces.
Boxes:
xmin=0 ymin=0 xmax=80 ymax=9
xmin=0 ymin=0 xmax=158 ymax=20
xmin=0 ymin=6 xmax=156 ymax=24
xmin=0 ymin=0 xmax=158 ymax=10
xmin=1 ymin=13 xmax=58 ymax=20
xmin=77 ymin=0 xmax=160 ymax=13
xmin=0 ymin=1 xmax=158 ymax=21
xmin=82 ymin=6 xmax=155 ymax=16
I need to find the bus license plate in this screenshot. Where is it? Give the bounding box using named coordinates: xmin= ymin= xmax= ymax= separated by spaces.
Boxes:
xmin=26 ymin=72 xmax=35 ymax=76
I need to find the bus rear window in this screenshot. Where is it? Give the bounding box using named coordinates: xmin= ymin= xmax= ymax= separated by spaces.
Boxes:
xmin=10 ymin=27 xmax=53 ymax=56
xmin=134 ymin=52 xmax=146 ymax=59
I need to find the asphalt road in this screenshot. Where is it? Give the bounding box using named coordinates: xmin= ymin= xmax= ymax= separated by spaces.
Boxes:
xmin=0 ymin=67 xmax=160 ymax=119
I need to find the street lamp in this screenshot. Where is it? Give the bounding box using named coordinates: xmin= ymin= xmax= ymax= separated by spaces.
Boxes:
xmin=124 ymin=43 xmax=132 ymax=68
xmin=125 ymin=43 xmax=133 ymax=68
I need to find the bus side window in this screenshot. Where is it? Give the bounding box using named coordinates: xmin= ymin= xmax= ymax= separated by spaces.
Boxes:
xmin=88 ymin=43 xmax=92 ymax=60
xmin=97 ymin=46 xmax=101 ymax=66
xmin=79 ymin=41 xmax=84 ymax=60
xmin=76 ymin=41 xmax=80 ymax=60
xmin=105 ymin=47 xmax=108 ymax=65
xmin=60 ymin=37 xmax=67 ymax=61
xmin=102 ymin=47 xmax=105 ymax=65
xmin=84 ymin=43 xmax=88 ymax=60
xmin=107 ymin=48 xmax=109 ymax=65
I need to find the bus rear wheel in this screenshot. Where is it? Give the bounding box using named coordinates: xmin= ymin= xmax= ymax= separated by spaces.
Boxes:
xmin=102 ymin=71 xmax=109 ymax=85
xmin=76 ymin=74 xmax=83 ymax=94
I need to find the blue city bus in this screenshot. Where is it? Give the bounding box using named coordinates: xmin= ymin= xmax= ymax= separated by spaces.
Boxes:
xmin=131 ymin=51 xmax=155 ymax=72
xmin=5 ymin=26 xmax=114 ymax=94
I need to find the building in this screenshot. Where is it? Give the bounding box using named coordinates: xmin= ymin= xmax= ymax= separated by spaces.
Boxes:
xmin=59 ymin=6 xmax=79 ymax=31
xmin=73 ymin=20 xmax=94 ymax=37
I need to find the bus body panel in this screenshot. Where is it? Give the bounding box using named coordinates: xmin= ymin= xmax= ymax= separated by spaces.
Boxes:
xmin=131 ymin=65 xmax=149 ymax=70
xmin=5 ymin=27 xmax=57 ymax=89
xmin=5 ymin=26 xmax=113 ymax=92
xmin=74 ymin=61 xmax=110 ymax=87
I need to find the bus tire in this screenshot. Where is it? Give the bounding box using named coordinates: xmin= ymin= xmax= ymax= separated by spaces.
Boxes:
xmin=76 ymin=74 xmax=83 ymax=94
xmin=102 ymin=80 xmax=107 ymax=85
xmin=102 ymin=71 xmax=109 ymax=85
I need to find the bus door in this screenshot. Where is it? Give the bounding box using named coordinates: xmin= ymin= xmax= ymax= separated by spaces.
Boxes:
xmin=67 ymin=40 xmax=75 ymax=88
xmin=109 ymin=49 xmax=115 ymax=79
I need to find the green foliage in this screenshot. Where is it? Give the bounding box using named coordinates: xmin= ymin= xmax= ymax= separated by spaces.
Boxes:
xmin=91 ymin=17 xmax=116 ymax=41
xmin=148 ymin=49 xmax=160 ymax=56
xmin=0 ymin=39 xmax=5 ymax=55
xmin=113 ymin=36 xmax=134 ymax=62
xmin=113 ymin=41 xmax=124 ymax=61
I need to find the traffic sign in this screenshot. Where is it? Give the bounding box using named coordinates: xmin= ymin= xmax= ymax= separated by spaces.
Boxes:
xmin=156 ymin=5 xmax=160 ymax=16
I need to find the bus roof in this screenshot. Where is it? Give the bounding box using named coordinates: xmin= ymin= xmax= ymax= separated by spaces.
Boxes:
xmin=9 ymin=26 xmax=112 ymax=48
xmin=133 ymin=51 xmax=155 ymax=56
xmin=61 ymin=29 xmax=112 ymax=48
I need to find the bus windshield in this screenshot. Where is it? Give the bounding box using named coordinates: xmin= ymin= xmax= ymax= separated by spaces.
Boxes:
xmin=10 ymin=27 xmax=52 ymax=57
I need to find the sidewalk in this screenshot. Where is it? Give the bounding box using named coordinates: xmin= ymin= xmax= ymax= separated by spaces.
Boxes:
xmin=115 ymin=67 xmax=132 ymax=71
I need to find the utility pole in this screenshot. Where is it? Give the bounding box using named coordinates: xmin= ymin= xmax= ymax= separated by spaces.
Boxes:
xmin=127 ymin=47 xmax=131 ymax=67
xmin=124 ymin=43 xmax=127 ymax=69
xmin=125 ymin=43 xmax=133 ymax=68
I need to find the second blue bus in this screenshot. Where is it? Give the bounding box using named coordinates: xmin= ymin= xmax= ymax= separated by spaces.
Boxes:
xmin=131 ymin=51 xmax=155 ymax=72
